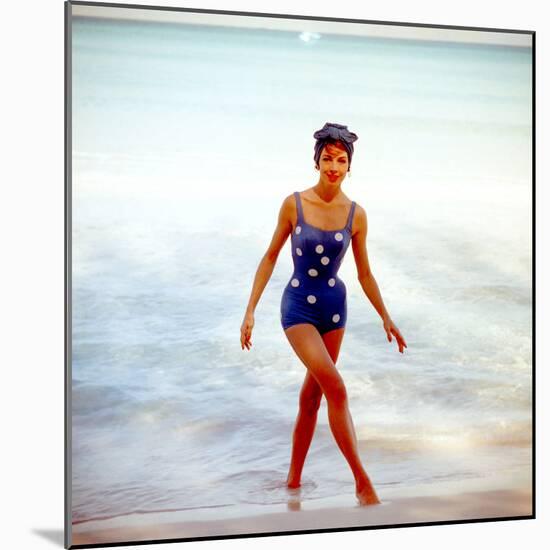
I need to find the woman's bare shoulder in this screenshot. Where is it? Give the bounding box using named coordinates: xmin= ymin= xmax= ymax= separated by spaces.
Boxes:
xmin=281 ymin=192 xmax=297 ymax=211
xmin=354 ymin=201 xmax=367 ymax=218
xmin=279 ymin=193 xmax=298 ymax=224
xmin=351 ymin=201 xmax=367 ymax=235
xmin=281 ymin=192 xmax=296 ymax=204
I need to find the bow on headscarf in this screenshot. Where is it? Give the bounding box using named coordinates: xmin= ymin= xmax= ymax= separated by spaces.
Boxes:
xmin=313 ymin=122 xmax=358 ymax=171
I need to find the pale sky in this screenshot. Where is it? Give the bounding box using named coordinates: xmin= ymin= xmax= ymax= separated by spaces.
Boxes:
xmin=71 ymin=4 xmax=532 ymax=47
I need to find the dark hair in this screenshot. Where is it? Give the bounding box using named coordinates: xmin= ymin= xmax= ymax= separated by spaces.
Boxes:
xmin=313 ymin=122 xmax=358 ymax=171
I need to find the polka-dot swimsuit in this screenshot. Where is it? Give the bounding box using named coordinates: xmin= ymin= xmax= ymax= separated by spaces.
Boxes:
xmin=280 ymin=191 xmax=356 ymax=335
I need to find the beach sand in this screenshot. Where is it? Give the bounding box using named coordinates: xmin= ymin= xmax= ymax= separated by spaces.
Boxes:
xmin=71 ymin=476 xmax=533 ymax=546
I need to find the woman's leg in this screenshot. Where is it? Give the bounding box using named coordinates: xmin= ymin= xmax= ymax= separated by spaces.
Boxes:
xmin=286 ymin=328 xmax=345 ymax=488
xmin=284 ymin=323 xmax=380 ymax=505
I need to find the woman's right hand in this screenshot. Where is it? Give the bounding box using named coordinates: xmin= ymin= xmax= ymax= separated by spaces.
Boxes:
xmin=240 ymin=311 xmax=255 ymax=351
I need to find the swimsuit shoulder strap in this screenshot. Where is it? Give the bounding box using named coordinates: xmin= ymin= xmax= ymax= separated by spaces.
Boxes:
xmin=346 ymin=201 xmax=357 ymax=231
xmin=293 ymin=191 xmax=304 ymax=224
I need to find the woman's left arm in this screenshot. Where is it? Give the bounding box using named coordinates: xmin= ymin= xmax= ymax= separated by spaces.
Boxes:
xmin=351 ymin=205 xmax=407 ymax=354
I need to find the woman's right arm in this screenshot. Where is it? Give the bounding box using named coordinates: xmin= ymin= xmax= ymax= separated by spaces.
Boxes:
xmin=240 ymin=195 xmax=295 ymax=350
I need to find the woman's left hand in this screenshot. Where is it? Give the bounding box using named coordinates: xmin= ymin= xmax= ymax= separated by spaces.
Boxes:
xmin=383 ymin=318 xmax=407 ymax=354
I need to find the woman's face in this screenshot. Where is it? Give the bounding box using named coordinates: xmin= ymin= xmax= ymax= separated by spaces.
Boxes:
xmin=318 ymin=143 xmax=349 ymax=185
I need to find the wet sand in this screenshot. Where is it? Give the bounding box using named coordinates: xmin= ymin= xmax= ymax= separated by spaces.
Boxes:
xmin=71 ymin=478 xmax=533 ymax=546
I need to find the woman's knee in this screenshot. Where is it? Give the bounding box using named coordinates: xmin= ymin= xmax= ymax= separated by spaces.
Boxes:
xmin=324 ymin=376 xmax=348 ymax=406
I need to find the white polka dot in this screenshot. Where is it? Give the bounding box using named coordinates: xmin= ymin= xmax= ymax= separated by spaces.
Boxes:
xmin=328 ymin=278 xmax=336 ymax=287
xmin=295 ymin=225 xmax=302 ymax=235
xmin=321 ymin=256 xmax=330 ymax=265
xmin=291 ymin=278 xmax=299 ymax=287
xmin=307 ymin=295 xmax=317 ymax=304
xmin=335 ymin=232 xmax=343 ymax=242
xmin=332 ymin=314 xmax=341 ymax=323
xmin=315 ymin=244 xmax=324 ymax=254
xmin=296 ymin=248 xmax=302 ymax=256
xmin=308 ymin=268 xmax=318 ymax=277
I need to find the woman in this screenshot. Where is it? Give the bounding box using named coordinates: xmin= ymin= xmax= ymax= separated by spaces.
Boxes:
xmin=240 ymin=122 xmax=407 ymax=506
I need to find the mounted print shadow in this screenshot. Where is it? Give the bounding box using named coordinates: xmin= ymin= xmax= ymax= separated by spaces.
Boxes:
xmin=65 ymin=1 xmax=534 ymax=548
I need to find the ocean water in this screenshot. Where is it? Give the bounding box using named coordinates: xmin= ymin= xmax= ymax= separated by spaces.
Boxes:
xmin=70 ymin=15 xmax=532 ymax=524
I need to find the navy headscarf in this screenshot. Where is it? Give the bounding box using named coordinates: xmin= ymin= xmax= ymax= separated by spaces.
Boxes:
xmin=313 ymin=122 xmax=358 ymax=172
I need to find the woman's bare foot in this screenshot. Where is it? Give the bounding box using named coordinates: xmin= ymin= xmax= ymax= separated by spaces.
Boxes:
xmin=356 ymin=484 xmax=381 ymax=506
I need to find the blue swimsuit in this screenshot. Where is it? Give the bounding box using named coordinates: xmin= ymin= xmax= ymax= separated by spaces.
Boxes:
xmin=280 ymin=191 xmax=356 ymax=335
